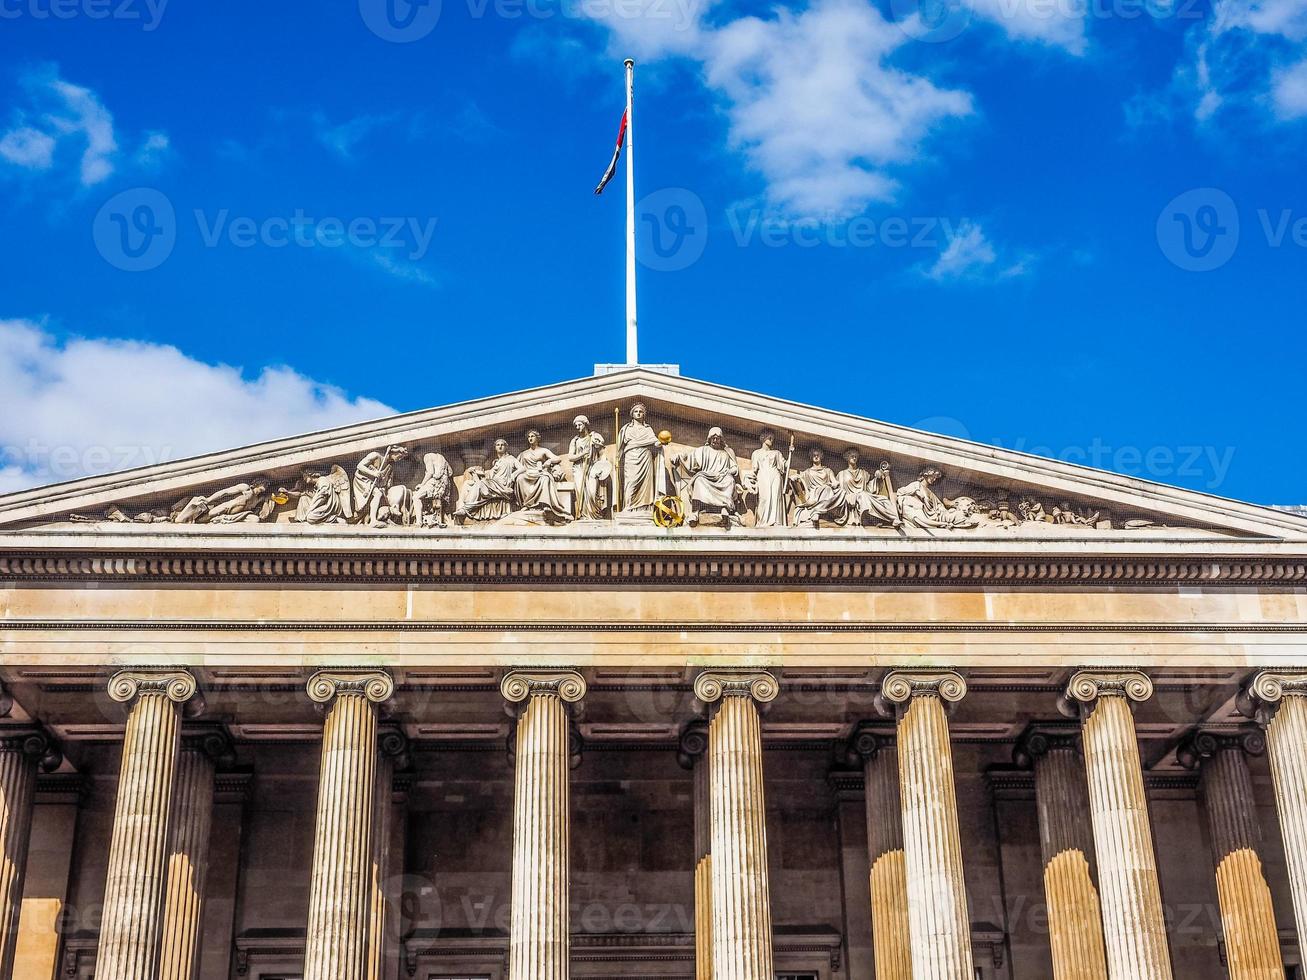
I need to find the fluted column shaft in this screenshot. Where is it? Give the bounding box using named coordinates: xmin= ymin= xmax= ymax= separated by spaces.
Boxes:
xmin=96 ymin=669 xmax=198 ymax=980
xmin=859 ymin=739 xmax=911 ymax=980
xmin=0 ymin=731 xmax=51 ymax=978
xmin=1022 ymin=736 xmax=1108 ymax=980
xmin=1178 ymin=731 xmax=1283 ymax=980
xmin=708 ymin=693 xmax=774 ymax=980
xmin=882 ymin=671 xmax=973 ymax=980
xmin=158 ymin=740 xmax=218 ymax=980
xmin=508 ymin=690 xmax=572 ymax=980
xmin=693 ymin=743 xmax=713 ymax=980
xmin=1241 ymin=672 xmax=1307 ymax=960
xmin=303 ymin=670 xmax=394 ymax=980
xmin=367 ymin=731 xmax=407 ymax=980
xmin=1065 ymin=671 xmax=1173 ymax=980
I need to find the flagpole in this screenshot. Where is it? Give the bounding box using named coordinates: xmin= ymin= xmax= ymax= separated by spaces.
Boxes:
xmin=624 ymin=57 xmax=638 ymax=366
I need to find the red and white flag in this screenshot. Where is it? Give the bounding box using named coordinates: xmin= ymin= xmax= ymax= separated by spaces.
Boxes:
xmin=594 ymin=109 xmax=627 ymax=195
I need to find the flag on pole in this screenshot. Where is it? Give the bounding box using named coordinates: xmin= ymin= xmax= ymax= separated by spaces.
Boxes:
xmin=593 ymin=109 xmax=627 ymax=195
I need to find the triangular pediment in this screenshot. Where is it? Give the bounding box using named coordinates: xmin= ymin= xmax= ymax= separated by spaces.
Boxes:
xmin=0 ymin=368 xmax=1301 ymax=541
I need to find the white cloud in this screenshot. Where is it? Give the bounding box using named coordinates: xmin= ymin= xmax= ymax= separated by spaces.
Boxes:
xmin=967 ymin=0 xmax=1088 ymax=54
xmin=704 ymin=0 xmax=973 ymax=215
xmin=311 ymin=110 xmax=402 ymax=161
xmin=0 ymin=67 xmax=165 ymax=187
xmin=921 ymin=220 xmax=1030 ymax=281
xmin=1164 ymin=0 xmax=1307 ymax=126
xmin=0 ymin=318 xmax=394 ymax=492
xmin=0 ymin=126 xmax=56 ymax=170
xmin=1272 ymin=56 xmax=1307 ymax=118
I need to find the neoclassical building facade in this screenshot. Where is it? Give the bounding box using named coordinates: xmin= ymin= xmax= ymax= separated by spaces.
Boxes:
xmin=0 ymin=368 xmax=1305 ymax=980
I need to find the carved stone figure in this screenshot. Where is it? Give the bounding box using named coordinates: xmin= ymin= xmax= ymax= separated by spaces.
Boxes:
xmin=794 ymin=448 xmax=842 ymax=527
xmin=1019 ymin=498 xmax=1049 ymax=523
xmin=673 ymin=427 xmax=741 ymax=526
xmin=413 ymin=452 xmax=455 ymax=528
xmin=514 ymin=430 xmax=571 ymax=524
xmin=987 ymin=499 xmax=1023 ymax=528
xmin=898 ymin=467 xmax=979 ymax=529
xmin=456 ymin=439 xmax=519 ymax=522
xmin=294 ymin=466 xmax=353 ymax=525
xmin=172 ymin=480 xmax=274 ymax=524
xmin=616 ymin=402 xmax=660 ymax=513
xmin=1053 ymin=501 xmax=1100 ymax=526
xmin=743 ymin=431 xmax=790 ymax=528
xmin=839 ymin=452 xmax=902 ymax=527
xmin=352 ymin=446 xmax=410 ymax=526
xmin=567 ymin=415 xmax=611 ymax=520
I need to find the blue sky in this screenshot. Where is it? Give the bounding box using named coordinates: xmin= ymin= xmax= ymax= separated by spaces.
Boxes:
xmin=0 ymin=0 xmax=1303 ymax=503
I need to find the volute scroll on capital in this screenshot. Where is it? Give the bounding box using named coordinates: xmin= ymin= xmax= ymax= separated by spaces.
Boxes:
xmin=1057 ymin=669 xmax=1153 ymax=719
xmin=0 ymin=727 xmax=64 ymax=772
xmin=107 ymin=668 xmax=199 ymax=705
xmin=876 ymin=669 xmax=967 ymax=718
xmin=692 ymin=669 xmax=779 ymax=706
xmin=846 ymin=722 xmax=892 ymax=764
xmin=1175 ymin=727 xmax=1266 ymax=771
xmin=500 ymin=669 xmax=587 ymax=705
xmin=1238 ymin=670 xmax=1307 ymax=727
xmin=1012 ymin=723 xmax=1081 ymax=769
xmin=305 ymin=669 xmax=395 ymax=705
xmin=677 ymin=721 xmax=709 ymax=769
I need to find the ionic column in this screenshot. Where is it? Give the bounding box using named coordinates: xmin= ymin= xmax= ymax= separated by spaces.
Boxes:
xmin=693 ymin=669 xmax=779 ymax=980
xmin=367 ymin=728 xmax=409 ymax=980
xmin=1013 ymin=727 xmax=1108 ymax=980
xmin=678 ymin=723 xmax=712 ymax=980
xmin=1176 ymin=729 xmax=1283 ymax=980
xmin=159 ymin=729 xmax=232 ymax=980
xmin=502 ymin=669 xmax=587 ymax=980
xmin=96 ymin=668 xmax=199 ymax=980
xmin=303 ymin=669 xmax=395 ymax=980
xmin=849 ymin=726 xmax=911 ymax=980
xmin=0 ymin=727 xmax=59 ymax=978
xmin=1061 ymin=670 xmax=1173 ymax=980
xmin=1240 ymin=671 xmax=1307 ymax=956
xmin=878 ymin=670 xmax=974 ymax=980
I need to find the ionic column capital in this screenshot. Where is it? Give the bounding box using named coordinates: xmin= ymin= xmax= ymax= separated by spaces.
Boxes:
xmin=0 ymin=727 xmax=62 ymax=771
xmin=693 ymin=669 xmax=779 ymax=706
xmin=677 ymin=721 xmax=709 ymax=769
xmin=847 ymin=721 xmax=892 ymax=763
xmin=378 ymin=726 xmax=411 ymax=770
xmin=1012 ymin=722 xmax=1080 ymax=769
xmin=1239 ymin=670 xmax=1307 ymax=727
xmin=1175 ymin=727 xmax=1266 ymax=770
xmin=306 ymin=669 xmax=394 ymax=705
xmin=180 ymin=725 xmax=236 ymax=767
xmin=107 ymin=668 xmax=198 ymax=705
xmin=876 ymin=669 xmax=966 ymax=719
xmin=1059 ymin=669 xmax=1153 ymax=719
xmin=500 ymin=669 xmax=587 ymax=705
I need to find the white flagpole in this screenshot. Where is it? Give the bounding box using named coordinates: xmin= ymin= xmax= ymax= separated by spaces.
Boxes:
xmin=624 ymin=57 xmax=638 ymax=366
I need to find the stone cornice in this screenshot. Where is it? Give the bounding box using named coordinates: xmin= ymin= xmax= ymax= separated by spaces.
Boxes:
xmin=2 ymin=546 xmax=1306 ymax=588
xmin=692 ymin=669 xmax=779 ymax=705
xmin=107 ymin=668 xmax=197 ymax=705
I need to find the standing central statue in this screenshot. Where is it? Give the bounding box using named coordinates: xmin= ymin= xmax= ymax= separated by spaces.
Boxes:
xmin=615 ymin=402 xmax=661 ymax=513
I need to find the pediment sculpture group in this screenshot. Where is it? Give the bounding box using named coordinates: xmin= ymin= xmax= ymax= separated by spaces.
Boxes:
xmin=79 ymin=402 xmax=1109 ymax=531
